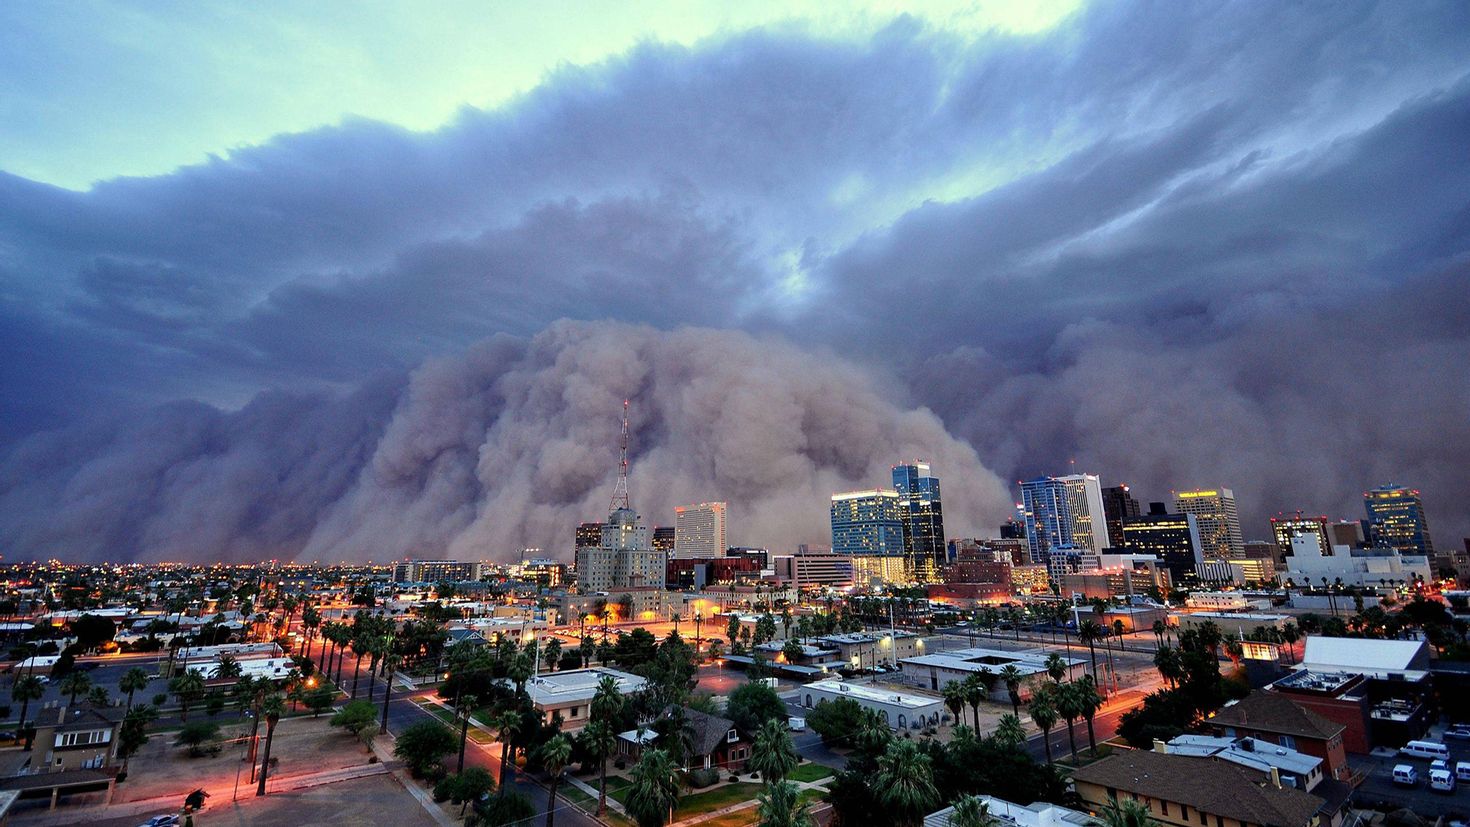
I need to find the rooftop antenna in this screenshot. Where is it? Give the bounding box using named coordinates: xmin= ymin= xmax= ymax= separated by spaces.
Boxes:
xmin=609 ymin=399 xmax=631 ymax=513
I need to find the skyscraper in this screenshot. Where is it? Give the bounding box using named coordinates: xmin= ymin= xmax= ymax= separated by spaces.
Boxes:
xmin=1270 ymin=513 xmax=1330 ymax=558
xmin=1056 ymin=473 xmax=1109 ymax=553
xmin=1101 ymin=485 xmax=1140 ymax=548
xmin=1020 ymin=477 xmax=1071 ymax=564
xmin=651 ymin=526 xmax=676 ymax=553
xmin=892 ymin=462 xmax=945 ymax=582
xmin=1173 ymin=489 xmax=1244 ymax=560
xmin=830 ymin=489 xmax=905 ymax=556
xmin=1364 ymin=484 xmax=1435 ymax=559
xmin=674 ymin=502 xmax=727 ymax=559
xmin=1121 ymin=503 xmax=1205 ymax=581
xmin=574 ymin=400 xmax=665 ymax=591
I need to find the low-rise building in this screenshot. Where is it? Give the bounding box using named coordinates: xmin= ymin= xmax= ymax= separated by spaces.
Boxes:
xmin=798 ymin=680 xmax=943 ymax=731
xmin=925 ymin=795 xmax=1093 ymax=827
xmin=521 ymin=667 xmax=648 ymax=731
xmin=1165 ymin=734 xmax=1326 ymax=792
xmin=1072 ymin=748 xmax=1340 ymax=827
xmin=899 ymin=646 xmax=1084 ymax=698
xmin=1207 ymin=690 xmax=1349 ymax=781
xmin=816 ymin=631 xmax=924 ymax=669
xmin=1175 ymin=611 xmax=1290 ymax=636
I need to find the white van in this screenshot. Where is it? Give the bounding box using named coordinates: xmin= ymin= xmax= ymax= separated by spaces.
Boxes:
xmin=1455 ymin=760 xmax=1470 ymax=782
xmin=1401 ymin=740 xmax=1452 ymax=761
xmin=1393 ymin=764 xmax=1419 ymax=786
xmin=1431 ymin=768 xmax=1456 ymax=792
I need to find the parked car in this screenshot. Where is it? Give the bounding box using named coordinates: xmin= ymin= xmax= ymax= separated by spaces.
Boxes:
xmin=137 ymin=816 xmax=179 ymax=827
xmin=1446 ymin=724 xmax=1470 ymax=740
xmin=788 ymin=717 xmax=807 ymax=732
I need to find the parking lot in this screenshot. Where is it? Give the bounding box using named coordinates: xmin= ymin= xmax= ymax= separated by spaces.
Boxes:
xmin=1354 ymin=736 xmax=1470 ymax=820
xmin=4 ymin=653 xmax=171 ymax=724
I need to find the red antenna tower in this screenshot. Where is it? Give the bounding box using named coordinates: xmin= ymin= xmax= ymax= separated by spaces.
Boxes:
xmin=609 ymin=399 xmax=631 ymax=512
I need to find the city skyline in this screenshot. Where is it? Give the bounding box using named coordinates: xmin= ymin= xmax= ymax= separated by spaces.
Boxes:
xmin=2 ymin=3 xmax=1469 ymax=563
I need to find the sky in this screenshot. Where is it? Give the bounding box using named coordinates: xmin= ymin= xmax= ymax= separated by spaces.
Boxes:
xmin=1 ymin=1 xmax=1468 ymax=563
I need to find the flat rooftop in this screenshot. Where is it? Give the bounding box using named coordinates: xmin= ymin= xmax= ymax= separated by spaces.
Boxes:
xmin=523 ymin=668 xmax=647 ymax=705
xmin=900 ymin=646 xmax=1084 ymax=675
xmin=807 ymin=680 xmax=942 ymax=709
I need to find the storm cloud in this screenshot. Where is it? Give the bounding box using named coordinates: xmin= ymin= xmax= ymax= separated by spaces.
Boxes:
xmin=1 ymin=1 xmax=1469 ymax=560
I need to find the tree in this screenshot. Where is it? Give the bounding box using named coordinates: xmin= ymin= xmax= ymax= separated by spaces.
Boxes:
xmin=579 ymin=719 xmax=617 ymax=816
xmin=1075 ymin=677 xmax=1103 ymax=754
xmin=1044 ymin=653 xmax=1067 ymax=684
xmin=539 ymin=733 xmax=573 ymax=827
xmin=118 ymin=704 xmax=158 ymax=774
xmin=626 ymin=748 xmax=680 ymax=827
xmin=394 ymin=719 xmax=456 ymax=778
xmin=999 ymin=665 xmax=1023 ymax=716
xmin=992 ymin=714 xmax=1026 ymax=748
xmin=455 ymin=693 xmax=481 ymax=773
xmin=255 ymin=693 xmax=285 ymax=796
xmin=950 ymin=795 xmax=1000 ymax=827
xmin=60 ymin=670 xmax=92 ymax=705
xmin=12 ymin=673 xmax=43 ymax=748
xmin=1078 ymin=621 xmax=1103 ymax=680
xmin=782 ymin=639 xmax=803 ymax=664
xmin=758 ymin=779 xmax=814 ymax=827
xmin=490 ymin=706 xmax=522 ymax=789
xmin=1152 ymin=646 xmax=1183 ymax=689
xmin=305 ymin=685 xmax=335 ymax=717
xmin=543 ymin=638 xmax=562 ymax=672
xmin=450 ymin=767 xmax=496 ymax=816
xmin=726 ymin=681 xmax=787 ymax=734
xmin=170 ymin=669 xmax=206 ymax=722
xmin=942 ymin=681 xmax=967 ymax=726
xmin=1027 ymin=688 xmax=1057 ymax=765
xmin=176 ymin=720 xmax=223 ymax=757
xmin=120 ymin=667 xmax=151 ymax=711
xmin=1054 ymin=682 xmax=1082 ymax=763
xmin=749 ymin=719 xmax=799 ymax=782
xmin=874 ymin=739 xmax=939 ymax=827
xmin=330 ymin=699 xmax=379 ymax=735
xmin=1099 ymin=798 xmax=1156 ymax=827
xmin=216 ymin=654 xmax=243 ymax=680
xmin=807 ymin=696 xmax=867 ymax=746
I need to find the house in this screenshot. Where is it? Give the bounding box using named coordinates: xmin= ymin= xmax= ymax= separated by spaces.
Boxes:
xmin=926 ymin=794 xmax=1094 ymax=827
xmin=1072 ymin=749 xmax=1340 ymax=827
xmin=616 ymin=708 xmax=753 ymax=771
xmin=0 ymin=704 xmax=125 ymax=810
xmin=521 ymin=668 xmax=648 ymax=731
xmin=1208 ymin=691 xmax=1349 ymax=781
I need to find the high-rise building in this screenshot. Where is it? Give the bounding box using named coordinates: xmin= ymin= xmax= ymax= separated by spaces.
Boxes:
xmin=999 ymin=518 xmax=1027 ymax=540
xmin=1020 ymin=477 xmax=1070 ymax=564
xmin=1173 ymin=489 xmax=1244 ymax=560
xmin=892 ymin=462 xmax=946 ymax=582
xmin=651 ymin=526 xmax=676 ymax=553
xmin=576 ymin=522 xmax=605 ymax=550
xmin=576 ymin=506 xmax=664 ymax=591
xmin=1363 ymin=485 xmax=1435 ymax=559
xmin=674 ymin=502 xmax=727 ymax=559
xmin=1328 ymin=521 xmax=1366 ymax=550
xmin=1101 ymin=485 xmax=1141 ymax=548
xmin=830 ymin=490 xmax=905 ymax=557
xmin=1271 ymin=513 xmax=1330 ymax=558
xmin=1120 ymin=503 xmax=1205 ymax=580
xmin=1057 ymin=474 xmax=1109 ymax=553
xmin=392 ymin=560 xmax=486 ymax=584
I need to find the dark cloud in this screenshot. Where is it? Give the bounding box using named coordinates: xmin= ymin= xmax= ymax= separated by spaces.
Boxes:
xmin=1 ymin=2 xmax=1468 ymax=558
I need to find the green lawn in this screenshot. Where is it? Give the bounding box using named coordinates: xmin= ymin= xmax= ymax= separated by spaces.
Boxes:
xmin=694 ymin=808 xmax=759 ymax=827
xmin=787 ymin=763 xmax=834 ymax=783
xmin=676 ymin=782 xmax=764 ymax=816
xmin=604 ymin=774 xmax=634 ymax=804
xmin=796 ymin=788 xmax=828 ymax=808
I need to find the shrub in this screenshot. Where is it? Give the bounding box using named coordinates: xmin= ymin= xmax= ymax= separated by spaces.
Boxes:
xmin=474 ymin=790 xmax=535 ymax=827
xmin=433 ymin=776 xmax=455 ymax=802
xmin=687 ymin=768 xmax=719 ymax=788
xmin=331 ymin=700 xmax=379 ymax=735
xmin=152 ymin=693 xmax=168 ymax=707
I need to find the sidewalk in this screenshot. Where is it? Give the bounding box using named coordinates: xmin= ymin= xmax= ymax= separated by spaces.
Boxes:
xmin=370 ymin=729 xmax=459 ymax=827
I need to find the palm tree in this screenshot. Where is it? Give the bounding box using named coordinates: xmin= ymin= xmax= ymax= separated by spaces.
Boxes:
xmin=749 ymin=719 xmax=799 ymax=782
xmin=490 ymin=706 xmax=522 ymax=789
xmin=949 ymin=795 xmax=1000 ymax=827
xmin=1075 ymin=676 xmax=1102 ymax=754
xmin=540 ymin=733 xmax=574 ymax=827
xmin=120 ymin=667 xmax=151 ymax=712
xmin=963 ymin=673 xmax=987 ymax=729
xmin=377 ymin=642 xmax=398 ymax=736
xmin=992 ymin=714 xmax=1026 ymax=747
xmin=11 ymin=675 xmax=44 ymax=750
xmin=216 ymin=654 xmax=243 ymax=680
xmin=758 ymin=779 xmax=814 ymax=827
xmin=1078 ymin=621 xmax=1102 ymax=680
xmin=350 ymin=635 xmax=368 ymax=698
xmin=1099 ymin=798 xmax=1156 ymax=827
xmin=254 ymin=693 xmax=285 ymax=796
xmin=1151 ymin=620 xmax=1166 ymax=646
xmin=1028 ymin=688 xmax=1057 ymax=765
xmin=592 ymin=674 xmax=624 ymax=722
xmin=170 ymin=669 xmax=205 ymax=722
xmin=999 ymin=665 xmax=1023 ymax=716
xmin=874 ymin=740 xmax=939 ymax=827
xmin=942 ymin=681 xmax=967 ymax=725
xmin=1152 ymin=646 xmax=1183 ymax=689
xmin=1281 ymin=622 xmax=1301 ymax=664
xmin=580 ymin=719 xmax=617 ymax=816
xmin=455 ymin=693 xmax=480 ymax=773
xmin=1044 ymin=652 xmax=1067 ymax=683
xmin=60 ymin=671 xmax=92 ymax=705
xmin=1054 ymin=682 xmax=1082 ymax=764
xmin=627 ymin=748 xmax=680 ymax=827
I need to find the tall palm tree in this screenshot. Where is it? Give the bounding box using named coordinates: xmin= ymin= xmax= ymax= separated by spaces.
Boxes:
xmin=1075 ymin=677 xmax=1103 ymax=754
xmin=1099 ymin=798 xmax=1156 ymax=827
xmin=758 ymin=779 xmax=813 ymax=827
xmin=455 ymin=693 xmax=480 ymax=773
xmin=962 ymin=673 xmax=986 ymax=729
xmin=120 ymin=667 xmax=151 ymax=712
xmin=949 ymin=795 xmax=1000 ymax=827
xmin=60 ymin=671 xmax=92 ymax=705
xmin=1151 ymin=620 xmax=1166 ymax=646
xmin=1028 ymin=688 xmax=1057 ymax=765
xmin=539 ymin=734 xmax=574 ymax=827
xmin=378 ymin=644 xmax=398 ymax=735
xmin=874 ymin=740 xmax=939 ymax=827
xmin=999 ymin=665 xmax=1023 ymax=716
xmin=11 ymin=675 xmax=44 ymax=750
xmin=942 ymin=681 xmax=967 ymax=725
xmin=627 ymin=748 xmax=680 ymax=827
xmin=749 ymin=719 xmax=799 ymax=782
xmin=170 ymin=669 xmax=205 ymax=722
xmin=992 ymin=714 xmax=1026 ymax=748
xmin=592 ymin=674 xmax=624 ymax=722
xmin=216 ymin=653 xmax=243 ymax=680
xmin=254 ymin=693 xmax=285 ymax=796
xmin=1054 ymin=682 xmax=1082 ymax=764
xmin=1152 ymin=646 xmax=1183 ymax=689
xmin=350 ymin=635 xmax=368 ymax=699
xmin=490 ymin=706 xmax=522 ymax=789
xmin=1044 ymin=653 xmax=1067 ymax=684
xmin=1078 ymin=621 xmax=1102 ymax=680
xmin=580 ymin=719 xmax=617 ymax=816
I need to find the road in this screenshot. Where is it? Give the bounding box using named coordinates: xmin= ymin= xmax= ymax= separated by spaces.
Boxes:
xmin=1352 ymin=749 xmax=1470 ymax=820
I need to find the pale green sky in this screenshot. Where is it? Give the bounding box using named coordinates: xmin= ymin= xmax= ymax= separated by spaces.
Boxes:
xmin=0 ymin=0 xmax=1081 ymax=189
